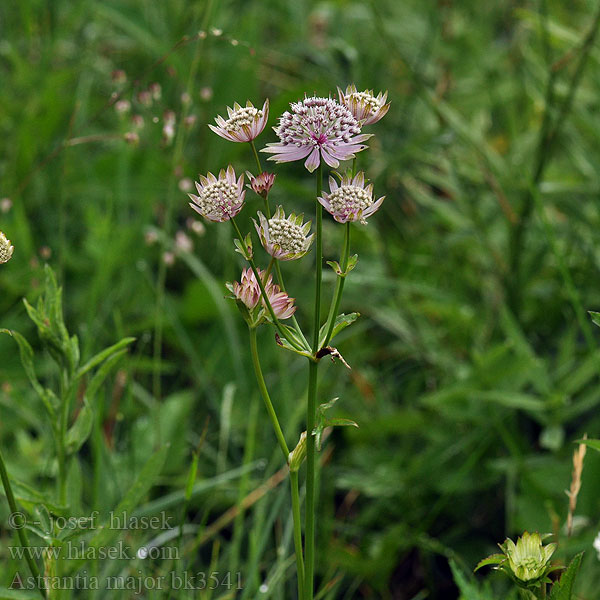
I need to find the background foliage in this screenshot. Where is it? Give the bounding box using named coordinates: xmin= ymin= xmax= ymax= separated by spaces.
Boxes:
xmin=1 ymin=0 xmax=600 ymax=598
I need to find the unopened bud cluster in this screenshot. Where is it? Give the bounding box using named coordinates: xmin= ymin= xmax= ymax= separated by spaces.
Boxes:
xmin=0 ymin=232 xmax=14 ymax=264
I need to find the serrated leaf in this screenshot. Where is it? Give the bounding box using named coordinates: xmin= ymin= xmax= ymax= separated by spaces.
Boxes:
xmin=549 ymin=552 xmax=583 ymax=600
xmin=318 ymin=312 xmax=359 ymax=349
xmin=65 ymin=403 xmax=93 ymax=454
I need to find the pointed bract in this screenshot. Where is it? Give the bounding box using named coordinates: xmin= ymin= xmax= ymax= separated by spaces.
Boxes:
xmin=338 ymin=84 xmax=390 ymax=125
xmin=209 ymin=99 xmax=269 ymax=143
xmin=318 ymin=171 xmax=384 ymax=224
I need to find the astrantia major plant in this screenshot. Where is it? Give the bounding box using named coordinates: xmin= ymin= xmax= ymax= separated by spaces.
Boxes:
xmin=191 ymin=89 xmax=387 ymax=599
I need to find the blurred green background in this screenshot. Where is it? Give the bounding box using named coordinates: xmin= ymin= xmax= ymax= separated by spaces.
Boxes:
xmin=2 ymin=0 xmax=600 ymax=598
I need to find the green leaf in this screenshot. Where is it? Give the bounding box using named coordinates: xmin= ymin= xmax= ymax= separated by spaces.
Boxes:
xmin=65 ymin=403 xmax=93 ymax=454
xmin=549 ymin=552 xmax=583 ymax=600
xmin=0 ymin=329 xmax=54 ymax=418
xmin=474 ymin=554 xmax=505 ymax=572
xmin=76 ymin=337 xmax=135 ymax=379
xmin=0 ymin=587 xmax=42 ymax=599
xmin=326 ymin=255 xmax=358 ymax=277
xmin=84 ymin=349 xmax=128 ymax=404
xmin=233 ymin=232 xmax=253 ymax=259
xmin=318 ymin=312 xmax=359 ymax=349
xmin=589 ymin=311 xmax=600 ymax=328
xmin=6 ymin=478 xmax=67 ymax=515
xmin=313 ymin=397 xmax=359 ymax=450
xmin=65 ymin=444 xmax=169 ymax=573
xmin=577 ymin=438 xmax=600 ymax=452
xmin=451 ymin=559 xmax=491 ymax=600
xmin=275 ymin=324 xmax=313 ymax=358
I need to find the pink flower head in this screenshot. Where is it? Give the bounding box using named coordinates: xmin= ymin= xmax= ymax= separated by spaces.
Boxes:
xmin=254 ymin=206 xmax=315 ymax=261
xmin=318 ymin=171 xmax=385 ymax=224
xmin=227 ymin=267 xmax=262 ymax=310
xmin=226 ymin=267 xmax=296 ymax=321
xmin=188 ymin=165 xmax=245 ymax=222
xmin=338 ymin=85 xmax=390 ymax=125
xmin=209 ymin=99 xmax=269 ymax=143
xmin=261 ymin=96 xmax=371 ymax=173
xmin=247 ymin=171 xmax=276 ymax=197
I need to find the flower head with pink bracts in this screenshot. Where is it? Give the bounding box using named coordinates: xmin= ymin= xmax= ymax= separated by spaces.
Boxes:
xmin=247 ymin=171 xmax=276 ymax=198
xmin=188 ymin=165 xmax=245 ymax=222
xmin=338 ymin=85 xmax=390 ymax=126
xmin=226 ymin=267 xmax=296 ymax=324
xmin=209 ymin=99 xmax=269 ymax=143
xmin=254 ymin=206 xmax=314 ymax=261
xmin=318 ymin=171 xmax=385 ymax=225
xmin=261 ymin=96 xmax=371 ymax=173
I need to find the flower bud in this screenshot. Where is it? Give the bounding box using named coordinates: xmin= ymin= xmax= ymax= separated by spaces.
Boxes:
xmin=247 ymin=172 xmax=276 ymax=198
xmin=288 ymin=432 xmax=307 ymax=472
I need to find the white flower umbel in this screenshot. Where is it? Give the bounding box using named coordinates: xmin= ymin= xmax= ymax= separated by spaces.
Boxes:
xmin=254 ymin=206 xmax=314 ymax=261
xmin=188 ymin=165 xmax=245 ymax=222
xmin=209 ymin=100 xmax=269 ymax=143
xmin=318 ymin=171 xmax=385 ymax=224
xmin=338 ymin=84 xmax=390 ymax=125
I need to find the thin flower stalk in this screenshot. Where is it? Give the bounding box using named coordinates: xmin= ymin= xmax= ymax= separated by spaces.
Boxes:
xmin=230 ymin=218 xmax=303 ymax=349
xmin=305 ymin=162 xmax=323 ymax=600
xmin=247 ymin=145 xmax=309 ymax=347
xmin=323 ymin=221 xmax=351 ymax=346
xmin=0 ymin=447 xmax=46 ymax=599
xmin=249 ymin=141 xmax=271 ymax=217
xmin=248 ymin=327 xmax=304 ymax=599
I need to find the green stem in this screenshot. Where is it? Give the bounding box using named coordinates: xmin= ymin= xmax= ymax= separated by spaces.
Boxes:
xmin=323 ymin=222 xmax=351 ymax=347
xmin=248 ymin=140 xmax=309 ymax=346
xmin=289 ymin=471 xmax=305 ymax=600
xmin=305 ymin=162 xmax=323 ymax=600
xmin=248 ymin=327 xmax=289 ymax=459
xmin=273 ymin=260 xmax=310 ymax=349
xmin=230 ymin=218 xmax=289 ymax=343
xmin=249 ymin=140 xmax=262 ymax=175
xmin=265 ymin=256 xmax=276 ymax=281
xmin=304 ymin=361 xmax=318 ymax=600
xmin=0 ymin=447 xmax=46 ymax=599
xmin=248 ymin=327 xmax=305 ymax=597
xmin=249 ymin=140 xmax=270 ymax=217
xmin=57 ymin=372 xmax=71 ymax=505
